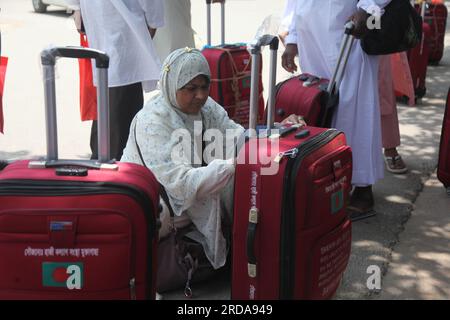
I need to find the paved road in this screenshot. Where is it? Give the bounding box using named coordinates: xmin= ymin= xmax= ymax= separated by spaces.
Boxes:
xmin=1 ymin=0 xmax=449 ymax=301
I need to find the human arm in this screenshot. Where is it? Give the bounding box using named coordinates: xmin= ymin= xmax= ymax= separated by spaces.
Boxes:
xmin=135 ymin=117 xmax=235 ymax=216
xmin=65 ymin=0 xmax=84 ymax=33
xmin=65 ymin=0 xmax=80 ymax=10
xmin=281 ymin=0 xmax=299 ymax=73
xmin=279 ymin=0 xmax=297 ymax=46
xmin=138 ymin=0 xmax=165 ymax=38
xmin=350 ymin=0 xmax=393 ymax=38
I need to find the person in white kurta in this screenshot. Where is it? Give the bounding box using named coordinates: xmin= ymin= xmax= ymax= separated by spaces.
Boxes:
xmin=67 ymin=0 xmax=164 ymax=160
xmin=282 ymin=0 xmax=391 ymax=217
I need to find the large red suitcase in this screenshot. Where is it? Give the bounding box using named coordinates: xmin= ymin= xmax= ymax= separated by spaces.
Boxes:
xmin=231 ymin=36 xmax=352 ymax=300
xmin=0 ymin=47 xmax=160 ymax=300
xmin=438 ymin=87 xmax=450 ymax=193
xmin=416 ymin=2 xmax=448 ymax=64
xmin=406 ymin=21 xmax=432 ymax=99
xmin=271 ymin=24 xmax=355 ymax=128
xmin=202 ymin=0 xmax=264 ymax=127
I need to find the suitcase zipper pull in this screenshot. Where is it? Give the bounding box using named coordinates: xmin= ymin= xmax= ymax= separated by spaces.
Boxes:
xmin=274 ymin=148 xmax=299 ymax=163
xmin=129 ymin=278 xmax=136 ymax=300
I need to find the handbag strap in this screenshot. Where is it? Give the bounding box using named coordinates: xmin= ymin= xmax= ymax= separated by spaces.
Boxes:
xmin=133 ymin=120 xmax=176 ymax=223
xmin=133 ymin=113 xmax=208 ymax=228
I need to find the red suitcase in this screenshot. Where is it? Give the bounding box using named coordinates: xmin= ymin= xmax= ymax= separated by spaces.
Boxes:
xmin=231 ymin=35 xmax=352 ymax=300
xmin=271 ymin=24 xmax=355 ymax=127
xmin=0 ymin=47 xmax=160 ymax=300
xmin=416 ymin=2 xmax=448 ymax=64
xmin=406 ymin=20 xmax=432 ymax=100
xmin=202 ymin=0 xmax=264 ymax=127
xmin=438 ymin=88 xmax=450 ymax=193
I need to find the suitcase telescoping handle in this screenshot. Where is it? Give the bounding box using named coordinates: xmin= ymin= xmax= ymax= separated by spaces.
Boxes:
xmin=37 ymin=46 xmax=113 ymax=169
xmin=326 ymin=22 xmax=355 ymax=96
xmin=249 ymin=35 xmax=279 ymax=137
xmin=206 ymin=0 xmax=225 ymax=46
xmin=246 ymin=35 xmax=279 ymax=278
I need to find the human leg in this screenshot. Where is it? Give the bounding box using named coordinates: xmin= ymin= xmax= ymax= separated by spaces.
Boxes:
xmin=90 ymin=82 xmax=144 ymax=160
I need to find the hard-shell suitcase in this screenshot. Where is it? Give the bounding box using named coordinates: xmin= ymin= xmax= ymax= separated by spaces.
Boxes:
xmin=0 ymin=47 xmax=160 ymax=300
xmin=406 ymin=2 xmax=432 ymax=100
xmin=201 ymin=0 xmax=264 ymax=127
xmin=271 ymin=25 xmax=355 ymax=127
xmin=407 ymin=21 xmax=431 ymax=100
xmin=416 ymin=2 xmax=448 ymax=64
xmin=231 ymin=33 xmax=353 ymax=300
xmin=438 ymin=87 xmax=450 ymax=193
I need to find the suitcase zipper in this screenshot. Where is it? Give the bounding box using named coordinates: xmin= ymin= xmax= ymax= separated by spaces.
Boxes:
xmin=130 ymin=278 xmax=137 ymax=300
xmin=274 ymin=148 xmax=299 ymax=163
xmin=279 ymin=129 xmax=341 ymax=299
xmin=0 ymin=180 xmax=156 ymax=300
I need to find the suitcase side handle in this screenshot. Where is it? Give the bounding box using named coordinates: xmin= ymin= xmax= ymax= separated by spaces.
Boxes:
xmin=206 ymin=0 xmax=225 ymax=46
xmin=249 ymin=35 xmax=279 ymax=136
xmin=28 ymin=159 xmax=118 ymax=171
xmin=40 ymin=46 xmax=111 ymax=164
xmin=246 ymin=207 xmax=258 ymax=278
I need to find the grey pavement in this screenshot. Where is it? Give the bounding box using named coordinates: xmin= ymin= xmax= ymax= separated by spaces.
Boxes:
xmin=1 ymin=0 xmax=450 ymax=301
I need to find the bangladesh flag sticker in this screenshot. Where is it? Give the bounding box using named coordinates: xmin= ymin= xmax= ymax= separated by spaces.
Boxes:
xmin=331 ymin=189 xmax=344 ymax=215
xmin=42 ymin=262 xmax=83 ymax=290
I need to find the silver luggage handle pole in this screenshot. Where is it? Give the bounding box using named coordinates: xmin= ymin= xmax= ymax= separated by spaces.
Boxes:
xmin=249 ymin=35 xmax=279 ymax=137
xmin=421 ymin=1 xmax=426 ymax=19
xmin=37 ymin=46 xmax=114 ymax=169
xmin=96 ymin=68 xmax=110 ymax=163
xmin=206 ymin=0 xmax=212 ymax=45
xmin=221 ymin=1 xmax=225 ymax=45
xmin=327 ymin=22 xmax=355 ymax=95
xmin=42 ymin=63 xmax=58 ymax=161
xmin=206 ymin=0 xmax=226 ymax=46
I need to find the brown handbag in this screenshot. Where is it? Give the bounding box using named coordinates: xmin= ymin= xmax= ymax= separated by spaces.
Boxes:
xmin=133 ymin=122 xmax=216 ymax=297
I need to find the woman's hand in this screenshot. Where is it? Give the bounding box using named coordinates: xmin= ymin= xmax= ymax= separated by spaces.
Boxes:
xmin=280 ymin=114 xmax=307 ymax=127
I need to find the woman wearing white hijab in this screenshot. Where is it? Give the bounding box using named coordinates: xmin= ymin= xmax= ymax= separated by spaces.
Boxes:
xmin=121 ymin=48 xmax=303 ymax=270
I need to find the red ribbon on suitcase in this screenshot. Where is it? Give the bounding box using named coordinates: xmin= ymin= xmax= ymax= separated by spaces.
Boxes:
xmin=78 ymin=34 xmax=97 ymax=121
xmin=0 ymin=56 xmax=8 ymax=134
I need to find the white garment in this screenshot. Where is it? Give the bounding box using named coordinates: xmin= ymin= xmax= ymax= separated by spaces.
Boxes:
xmin=121 ymin=48 xmax=244 ymax=269
xmin=153 ymin=0 xmax=195 ymax=62
xmin=285 ymin=0 xmax=391 ymax=186
xmin=67 ymin=0 xmax=164 ymax=92
xmin=280 ymin=0 xmax=296 ymax=33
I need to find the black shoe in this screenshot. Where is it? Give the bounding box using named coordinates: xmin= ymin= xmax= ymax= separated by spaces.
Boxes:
xmin=347 ymin=186 xmax=376 ymax=222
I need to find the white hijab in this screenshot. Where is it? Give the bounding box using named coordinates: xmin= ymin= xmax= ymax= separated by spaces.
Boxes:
xmin=160 ymin=47 xmax=211 ymax=110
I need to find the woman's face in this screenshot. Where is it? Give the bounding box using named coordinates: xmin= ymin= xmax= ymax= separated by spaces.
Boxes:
xmin=176 ymin=75 xmax=210 ymax=115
